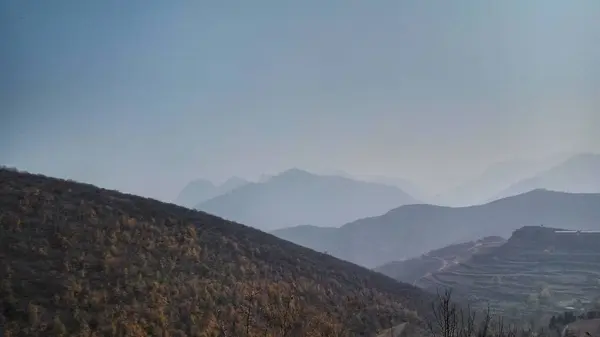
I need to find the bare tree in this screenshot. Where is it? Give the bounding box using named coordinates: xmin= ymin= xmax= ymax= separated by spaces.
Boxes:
xmin=458 ymin=303 xmax=477 ymax=337
xmin=476 ymin=305 xmax=492 ymax=337
xmin=428 ymin=289 xmax=459 ymax=337
xmin=426 ymin=288 xmax=526 ymax=337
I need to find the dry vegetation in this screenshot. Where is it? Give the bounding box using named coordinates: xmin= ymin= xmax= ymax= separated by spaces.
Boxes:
xmin=0 ymin=168 xmax=431 ymax=337
xmin=2 ymin=168 xmax=598 ymax=337
xmin=424 ymin=289 xmax=600 ymax=337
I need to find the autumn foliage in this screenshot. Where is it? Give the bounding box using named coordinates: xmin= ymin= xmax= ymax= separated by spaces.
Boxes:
xmin=0 ymin=168 xmax=428 ymax=336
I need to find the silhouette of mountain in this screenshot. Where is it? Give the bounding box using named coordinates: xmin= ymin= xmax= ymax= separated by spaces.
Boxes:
xmin=272 ymin=189 xmax=600 ymax=268
xmin=257 ymin=173 xmax=273 ymax=183
xmin=322 ymin=170 xmax=428 ymax=203
xmin=359 ymin=176 xmax=427 ymax=204
xmin=174 ymin=176 xmax=249 ymax=208
xmin=432 ymin=153 xmax=573 ymax=206
xmin=196 ymin=168 xmax=420 ymax=231
xmin=432 ymin=159 xmax=544 ymax=206
xmin=415 ymin=226 xmax=600 ymax=318
xmin=491 ymin=153 xmax=600 ymax=201
xmin=0 ymin=167 xmax=431 ymax=336
xmin=428 ymin=153 xmax=573 ymax=207
xmin=220 ymin=176 xmax=249 ymax=191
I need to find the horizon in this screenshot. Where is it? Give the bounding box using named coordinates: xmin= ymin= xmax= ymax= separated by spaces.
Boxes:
xmin=2 ymin=152 xmax=599 ymax=203
xmin=3 ymin=0 xmax=599 ymax=202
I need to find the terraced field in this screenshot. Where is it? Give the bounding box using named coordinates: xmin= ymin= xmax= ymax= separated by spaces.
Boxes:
xmin=417 ymin=226 xmax=600 ymax=318
xmin=374 ymin=236 xmax=506 ymax=285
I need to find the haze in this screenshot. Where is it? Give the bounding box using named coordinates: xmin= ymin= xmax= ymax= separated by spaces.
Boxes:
xmin=2 ymin=0 xmax=599 ymax=202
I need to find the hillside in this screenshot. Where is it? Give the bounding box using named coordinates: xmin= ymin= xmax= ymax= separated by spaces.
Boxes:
xmin=563 ymin=318 xmax=600 ymax=337
xmin=272 ymin=189 xmax=600 ymax=268
xmin=417 ymin=226 xmax=600 ymax=318
xmin=491 ymin=153 xmax=600 ymax=201
xmin=196 ymin=168 xmax=419 ymax=231
xmin=374 ymin=236 xmax=506 ymax=285
xmin=174 ymin=177 xmax=249 ymax=208
xmin=0 ymin=168 xmax=431 ymax=337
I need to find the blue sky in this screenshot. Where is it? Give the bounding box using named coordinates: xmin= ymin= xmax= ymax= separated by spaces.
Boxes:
xmin=1 ymin=0 xmax=599 ymax=200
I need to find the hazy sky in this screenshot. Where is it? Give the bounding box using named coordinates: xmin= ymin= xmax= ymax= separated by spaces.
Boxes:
xmin=2 ymin=0 xmax=599 ymax=201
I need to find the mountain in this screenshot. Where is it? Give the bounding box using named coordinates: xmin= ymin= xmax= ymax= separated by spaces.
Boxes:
xmin=374 ymin=236 xmax=506 ymax=285
xmin=272 ymin=189 xmax=600 ymax=268
xmin=257 ymin=173 xmax=273 ymax=183
xmin=174 ymin=176 xmax=249 ymax=208
xmin=0 ymin=167 xmax=431 ymax=336
xmin=322 ymin=170 xmax=429 ymax=203
xmin=360 ymin=176 xmax=427 ymax=204
xmin=220 ymin=176 xmax=249 ymax=191
xmin=196 ymin=168 xmax=420 ymax=231
xmin=433 ymin=153 xmax=574 ymax=206
xmin=491 ymin=153 xmax=600 ymax=201
xmin=415 ymin=226 xmax=600 ymax=318
xmin=174 ymin=178 xmax=215 ymax=207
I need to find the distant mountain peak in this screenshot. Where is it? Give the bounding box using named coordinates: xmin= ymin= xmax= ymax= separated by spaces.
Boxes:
xmin=277 ymin=168 xmax=315 ymax=177
xmin=220 ymin=176 xmax=249 ymax=189
xmin=489 ymin=152 xmax=600 ymax=201
xmin=196 ymin=167 xmax=419 ymax=231
xmin=174 ymin=176 xmax=249 ymax=208
xmin=267 ymin=168 xmax=322 ymax=183
xmin=186 ymin=178 xmax=215 ymax=188
xmin=223 ymin=176 xmax=246 ymax=184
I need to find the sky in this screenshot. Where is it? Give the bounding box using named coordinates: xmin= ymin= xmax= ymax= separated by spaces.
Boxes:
xmin=2 ymin=0 xmax=599 ymax=201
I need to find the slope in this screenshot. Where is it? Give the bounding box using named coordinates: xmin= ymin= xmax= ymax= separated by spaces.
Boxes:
xmin=0 ymin=168 xmax=431 ymax=337
xmin=492 ymin=153 xmax=600 ymax=201
xmin=374 ymin=236 xmax=506 ymax=285
xmin=272 ymin=189 xmax=600 ymax=268
xmin=196 ymin=168 xmax=419 ymax=231
xmin=175 ymin=176 xmax=249 ymax=208
xmin=416 ymin=226 xmax=600 ymax=318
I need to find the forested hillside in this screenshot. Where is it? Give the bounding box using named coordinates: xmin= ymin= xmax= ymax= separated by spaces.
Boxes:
xmin=0 ymin=168 xmax=430 ymax=337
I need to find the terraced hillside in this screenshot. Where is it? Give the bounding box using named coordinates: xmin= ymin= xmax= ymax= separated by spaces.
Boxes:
xmin=0 ymin=168 xmax=431 ymax=337
xmin=374 ymin=236 xmax=506 ymax=285
xmin=417 ymin=226 xmax=600 ymax=318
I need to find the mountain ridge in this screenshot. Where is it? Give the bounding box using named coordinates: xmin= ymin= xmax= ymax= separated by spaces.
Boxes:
xmin=490 ymin=153 xmax=600 ymax=201
xmin=432 ymin=152 xmax=579 ymax=206
xmin=197 ymin=168 xmax=420 ymax=231
xmin=272 ymin=189 xmax=600 ymax=268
